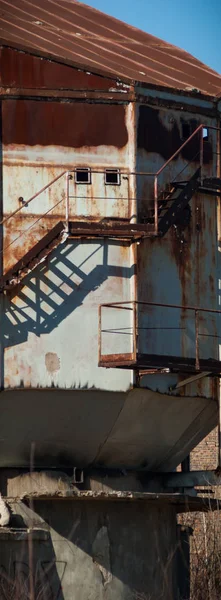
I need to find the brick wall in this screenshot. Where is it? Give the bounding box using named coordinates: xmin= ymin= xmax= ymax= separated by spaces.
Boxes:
xmin=190 ymin=427 xmax=218 ymax=471
xmin=179 ymin=427 xmax=221 ymax=598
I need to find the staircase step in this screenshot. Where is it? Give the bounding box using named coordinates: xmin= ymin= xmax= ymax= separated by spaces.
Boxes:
xmin=173 ymin=179 xmax=221 ymax=197
xmin=1 ymin=221 xmax=66 ymax=290
xmin=158 ymin=167 xmax=201 ymax=236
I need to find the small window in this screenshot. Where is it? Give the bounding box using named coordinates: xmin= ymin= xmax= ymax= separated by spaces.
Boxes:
xmin=182 ymin=123 xmax=191 ymax=140
xmin=75 ymin=168 xmax=91 ymax=184
xmin=105 ymin=169 xmax=120 ymax=185
xmin=203 ymin=127 xmax=208 ymax=140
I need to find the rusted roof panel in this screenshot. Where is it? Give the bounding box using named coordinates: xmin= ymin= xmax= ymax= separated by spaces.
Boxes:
xmin=0 ymin=0 xmax=221 ymax=97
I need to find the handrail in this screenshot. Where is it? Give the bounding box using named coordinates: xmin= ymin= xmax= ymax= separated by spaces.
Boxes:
xmin=100 ymin=300 xmax=221 ymax=315
xmin=155 ymin=124 xmax=204 ymax=177
xmin=99 ymin=300 xmax=221 ymax=371
xmin=1 ymin=123 xmax=219 ymax=238
xmin=153 ymin=123 xmax=207 ymax=234
xmin=0 ymin=170 xmax=67 ymax=227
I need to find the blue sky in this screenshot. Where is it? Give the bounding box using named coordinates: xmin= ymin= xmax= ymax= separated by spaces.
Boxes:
xmin=80 ymin=0 xmax=221 ymax=74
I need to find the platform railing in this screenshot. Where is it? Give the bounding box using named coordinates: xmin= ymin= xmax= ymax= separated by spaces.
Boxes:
xmin=1 ymin=123 xmax=220 ymax=259
xmin=98 ymin=300 xmax=221 ymax=371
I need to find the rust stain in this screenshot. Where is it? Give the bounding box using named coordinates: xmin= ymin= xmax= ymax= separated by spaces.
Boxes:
xmin=2 ymin=100 xmax=128 ymax=149
xmin=45 ymin=352 xmax=60 ymax=373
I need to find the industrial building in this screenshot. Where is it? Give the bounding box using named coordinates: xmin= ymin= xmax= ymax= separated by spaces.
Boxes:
xmin=0 ymin=0 xmax=221 ymax=597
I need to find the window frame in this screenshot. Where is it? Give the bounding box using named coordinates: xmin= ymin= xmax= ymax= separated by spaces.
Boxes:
xmin=75 ymin=167 xmax=91 ymax=185
xmin=104 ymin=168 xmax=121 ymax=186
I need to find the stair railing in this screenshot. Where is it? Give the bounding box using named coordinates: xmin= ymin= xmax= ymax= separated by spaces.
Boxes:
xmin=153 ymin=124 xmax=205 ymax=235
xmin=0 ymin=170 xmax=69 ymax=231
xmin=153 ymin=123 xmax=221 ymax=234
xmin=0 ymin=123 xmax=220 ymax=253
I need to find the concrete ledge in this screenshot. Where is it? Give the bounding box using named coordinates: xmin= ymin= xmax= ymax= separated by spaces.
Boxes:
xmin=5 ymin=491 xmax=220 ymax=512
xmin=0 ymin=528 xmax=50 ymax=541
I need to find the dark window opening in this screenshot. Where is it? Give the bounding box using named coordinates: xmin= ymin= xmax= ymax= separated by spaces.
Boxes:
xmin=182 ymin=123 xmax=191 ymax=140
xmin=105 ymin=169 xmax=120 ymax=185
xmin=75 ymin=168 xmax=91 ymax=184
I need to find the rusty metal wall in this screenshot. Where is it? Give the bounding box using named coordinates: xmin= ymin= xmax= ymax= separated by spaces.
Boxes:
xmin=0 ymin=47 xmax=123 ymax=91
xmin=2 ymin=97 xmax=134 ymax=271
xmin=136 ymin=96 xmax=219 ymax=399
xmin=1 ymin=50 xmax=220 ymax=474
xmin=1 ymin=51 xmax=136 ymax=392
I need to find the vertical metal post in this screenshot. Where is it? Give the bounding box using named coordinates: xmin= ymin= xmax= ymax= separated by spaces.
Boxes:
xmin=154 ymin=176 xmax=158 ymax=235
xmin=199 ymin=127 xmax=204 ymax=185
xmin=65 ymin=171 xmax=70 ymax=233
xmin=218 ymin=381 xmax=221 ymax=469
xmin=195 ymin=310 xmax=200 ymax=370
xmin=98 ymin=305 xmax=102 ymax=364
xmin=217 ymin=121 xmax=221 ymax=469
xmin=133 ymin=302 xmax=137 ymax=361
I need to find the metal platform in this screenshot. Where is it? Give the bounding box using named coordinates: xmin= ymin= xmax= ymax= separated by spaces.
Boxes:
xmin=99 ymin=352 xmax=221 ymax=374
xmin=68 ymin=220 xmax=155 ymax=239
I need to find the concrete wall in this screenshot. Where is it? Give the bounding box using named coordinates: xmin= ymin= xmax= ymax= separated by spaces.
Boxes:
xmin=0 ymin=498 xmax=185 ymax=600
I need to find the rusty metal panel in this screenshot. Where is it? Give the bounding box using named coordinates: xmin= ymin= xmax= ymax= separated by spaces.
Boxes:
xmin=0 ymin=0 xmax=221 ymax=96
xmin=3 ymin=100 xmax=128 ymax=148
xmin=2 ymin=99 xmax=135 ymax=271
xmin=0 ymin=47 xmax=121 ymax=91
xmin=135 ymin=99 xmax=219 ymax=399
xmin=2 ymin=91 xmax=136 ymax=392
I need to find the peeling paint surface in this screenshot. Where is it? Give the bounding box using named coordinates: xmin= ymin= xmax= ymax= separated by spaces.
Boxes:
xmin=1 ymin=50 xmax=220 ymax=474
xmin=135 ymin=101 xmax=219 ymax=399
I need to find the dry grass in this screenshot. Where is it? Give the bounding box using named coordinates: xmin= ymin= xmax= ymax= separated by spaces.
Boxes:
xmin=179 ymin=499 xmax=221 ymax=600
xmin=0 ymin=564 xmax=53 ymax=600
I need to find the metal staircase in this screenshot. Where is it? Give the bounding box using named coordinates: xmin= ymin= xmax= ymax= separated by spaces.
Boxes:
xmin=1 ymin=124 xmax=219 ymax=293
xmin=145 ymin=168 xmax=201 ymax=236
xmin=173 ymin=176 xmax=221 ymax=198
xmin=1 ymin=222 xmax=67 ymax=292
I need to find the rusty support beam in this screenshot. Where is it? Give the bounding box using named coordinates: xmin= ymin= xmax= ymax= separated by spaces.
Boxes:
xmin=0 ymin=86 xmax=133 ymax=101
xmin=68 ymin=221 xmax=155 ymax=239
xmin=170 ymin=372 xmax=211 ymax=390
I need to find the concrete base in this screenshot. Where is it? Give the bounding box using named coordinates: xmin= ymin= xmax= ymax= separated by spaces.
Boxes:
xmin=0 ymin=498 xmax=189 ymax=600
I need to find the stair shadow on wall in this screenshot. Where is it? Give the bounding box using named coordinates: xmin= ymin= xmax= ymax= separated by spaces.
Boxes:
xmin=2 ymin=239 xmax=134 ymax=349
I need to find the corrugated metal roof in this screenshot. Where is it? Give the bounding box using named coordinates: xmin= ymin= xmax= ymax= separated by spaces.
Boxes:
xmin=0 ymin=0 xmax=221 ymax=97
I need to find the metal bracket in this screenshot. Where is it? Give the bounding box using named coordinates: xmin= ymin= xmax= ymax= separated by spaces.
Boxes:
xmin=169 ymin=371 xmax=211 ymax=391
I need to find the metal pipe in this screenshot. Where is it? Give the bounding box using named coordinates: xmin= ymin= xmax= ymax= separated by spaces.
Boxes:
xmin=154 ymin=175 xmax=158 ymax=234
xmin=217 ymin=117 xmax=221 ymax=469
xmin=98 ymin=304 xmax=102 ymax=364
xmin=199 ymin=128 xmax=204 ymax=185
xmin=133 ymin=302 xmax=137 ymax=360
xmin=65 ymin=172 xmax=70 ymax=233
xmin=195 ymin=310 xmax=200 ymax=370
